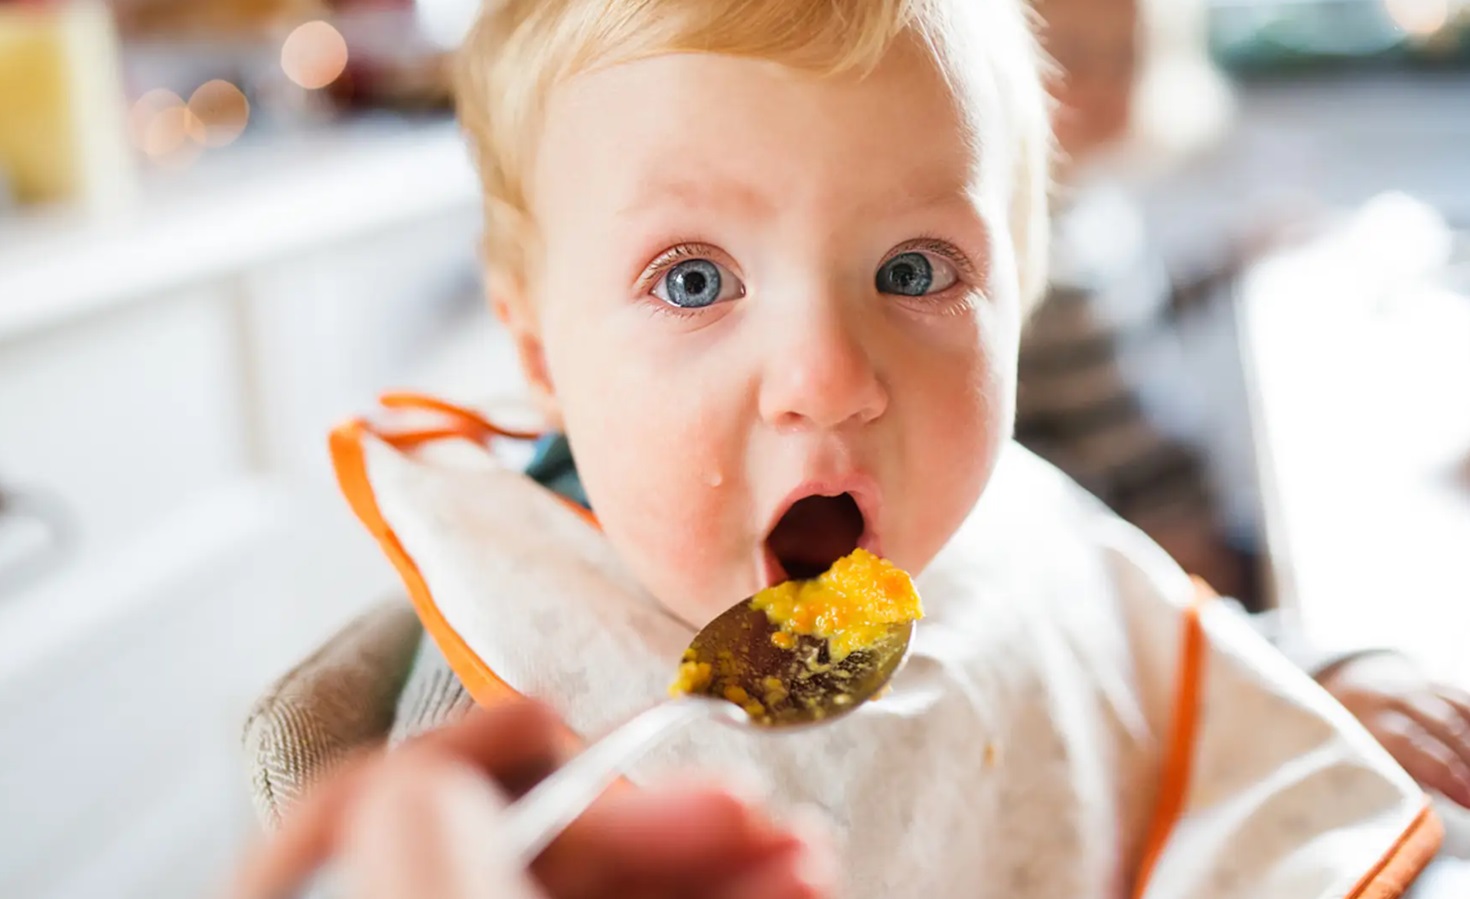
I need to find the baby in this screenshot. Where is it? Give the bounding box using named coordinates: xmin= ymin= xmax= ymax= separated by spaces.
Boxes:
xmin=304 ymin=0 xmax=1452 ymax=895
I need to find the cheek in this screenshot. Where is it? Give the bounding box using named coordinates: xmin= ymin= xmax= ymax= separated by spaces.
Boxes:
xmin=900 ymin=276 xmax=1018 ymax=431
xmin=891 ymin=306 xmax=1016 ymax=564
xmin=908 ymin=332 xmax=1011 ymax=474
xmin=584 ymin=424 xmax=742 ymax=624
xmin=580 ymin=427 xmax=727 ymax=580
xmin=538 ymin=306 xmax=744 ymax=608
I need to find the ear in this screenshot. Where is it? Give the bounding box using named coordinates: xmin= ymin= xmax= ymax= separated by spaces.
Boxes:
xmin=488 ymin=270 xmax=563 ymax=431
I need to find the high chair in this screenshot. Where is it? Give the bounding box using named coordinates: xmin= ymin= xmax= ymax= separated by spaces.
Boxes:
xmin=243 ymin=602 xmax=427 ymax=828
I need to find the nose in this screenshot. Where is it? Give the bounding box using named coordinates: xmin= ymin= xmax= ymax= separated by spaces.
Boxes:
xmin=758 ymin=297 xmax=888 ymax=432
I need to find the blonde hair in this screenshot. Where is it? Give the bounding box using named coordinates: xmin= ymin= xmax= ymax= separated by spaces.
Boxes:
xmin=454 ymin=0 xmax=1053 ymax=308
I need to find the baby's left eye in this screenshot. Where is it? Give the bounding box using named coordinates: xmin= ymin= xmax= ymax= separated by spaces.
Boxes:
xmin=876 ymin=252 xmax=959 ymax=297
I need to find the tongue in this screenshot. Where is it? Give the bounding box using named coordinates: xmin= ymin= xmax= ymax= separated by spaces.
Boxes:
xmin=766 ymin=494 xmax=865 ymax=580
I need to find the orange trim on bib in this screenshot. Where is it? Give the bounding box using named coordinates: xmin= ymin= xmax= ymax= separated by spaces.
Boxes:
xmin=1130 ymin=578 xmax=1214 ymax=899
xmin=1128 ymin=580 xmax=1441 ymax=899
xmin=366 ymin=393 xmax=599 ymax=530
xmin=378 ymin=391 xmax=542 ymax=442
xmin=329 ymin=397 xmax=607 ymax=771
xmin=1346 ymin=802 xmax=1442 ymax=899
xmin=374 ymin=425 xmax=490 ymax=452
xmin=329 ymin=419 xmax=520 ymax=709
xmin=331 ymin=403 xmax=644 ymax=804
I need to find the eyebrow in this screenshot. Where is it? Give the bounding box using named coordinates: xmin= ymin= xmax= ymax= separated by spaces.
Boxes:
xmin=871 ymin=174 xmax=975 ymax=214
xmin=618 ymin=166 xmax=977 ymax=222
xmin=618 ymin=174 xmax=777 ymax=221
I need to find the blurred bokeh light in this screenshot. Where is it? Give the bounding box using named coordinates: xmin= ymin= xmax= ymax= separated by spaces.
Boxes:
xmin=187 ymin=79 xmax=250 ymax=148
xmin=280 ymin=19 xmax=348 ymax=90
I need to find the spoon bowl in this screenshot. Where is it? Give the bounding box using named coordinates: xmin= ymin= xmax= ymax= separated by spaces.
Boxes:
xmin=682 ymin=596 xmax=916 ymax=728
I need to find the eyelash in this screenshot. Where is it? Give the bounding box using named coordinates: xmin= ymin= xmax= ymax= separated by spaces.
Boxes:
xmin=879 ymin=237 xmax=982 ymax=316
xmin=636 ymin=237 xmax=980 ymax=320
xmin=887 ymin=237 xmax=978 ymax=283
xmin=637 ymin=242 xmax=730 ymax=320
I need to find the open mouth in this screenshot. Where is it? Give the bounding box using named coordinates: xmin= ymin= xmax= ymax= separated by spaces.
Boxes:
xmin=765 ymin=492 xmax=868 ymax=582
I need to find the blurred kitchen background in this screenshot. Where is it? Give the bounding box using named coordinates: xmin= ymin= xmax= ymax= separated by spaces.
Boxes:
xmin=0 ymin=0 xmax=1468 ymax=896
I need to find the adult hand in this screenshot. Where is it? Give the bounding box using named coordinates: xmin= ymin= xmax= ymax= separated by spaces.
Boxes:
xmin=228 ymin=700 xmax=835 ymax=899
xmin=1320 ymin=653 xmax=1470 ymax=809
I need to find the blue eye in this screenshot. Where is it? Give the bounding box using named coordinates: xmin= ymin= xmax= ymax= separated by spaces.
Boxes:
xmin=876 ymin=251 xmax=957 ymax=297
xmin=653 ymin=259 xmax=742 ymax=309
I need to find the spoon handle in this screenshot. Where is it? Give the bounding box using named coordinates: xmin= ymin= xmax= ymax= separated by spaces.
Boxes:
xmin=500 ymin=695 xmax=732 ymax=866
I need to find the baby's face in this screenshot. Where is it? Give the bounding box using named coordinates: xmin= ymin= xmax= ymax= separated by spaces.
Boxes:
xmin=514 ymin=37 xmax=1021 ymax=624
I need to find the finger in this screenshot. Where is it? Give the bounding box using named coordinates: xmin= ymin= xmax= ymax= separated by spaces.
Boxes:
xmin=228 ymin=751 xmax=380 ymax=899
xmin=1404 ymin=694 xmax=1470 ymax=773
xmin=340 ymin=754 xmax=543 ymax=899
xmin=231 ymin=700 xmax=571 ymax=899
xmin=1380 ymin=717 xmax=1470 ymax=808
xmin=706 ymin=846 xmax=834 ymax=899
xmin=408 ymin=700 xmax=576 ymax=798
xmin=534 ymin=782 xmax=806 ymax=898
xmin=1438 ymin=685 xmax=1470 ymax=728
xmin=707 ymin=807 xmax=839 ymax=899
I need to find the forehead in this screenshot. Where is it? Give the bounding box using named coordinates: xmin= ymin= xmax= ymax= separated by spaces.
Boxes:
xmin=530 ymin=36 xmax=999 ymax=231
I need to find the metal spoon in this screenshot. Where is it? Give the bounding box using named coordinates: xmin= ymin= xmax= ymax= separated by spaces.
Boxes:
xmin=497 ymin=594 xmax=916 ymax=865
xmin=294 ymin=593 xmax=913 ymax=897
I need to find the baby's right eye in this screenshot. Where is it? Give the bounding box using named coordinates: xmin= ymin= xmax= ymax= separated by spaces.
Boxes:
xmin=652 ymin=259 xmax=744 ymax=309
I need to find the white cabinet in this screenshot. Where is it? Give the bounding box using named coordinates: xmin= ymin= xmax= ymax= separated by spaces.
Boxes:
xmin=0 ymin=482 xmax=398 ymax=899
xmin=238 ymin=210 xmax=482 ymax=478
xmin=0 ymin=285 xmax=249 ymax=549
xmin=0 ymin=123 xmax=499 ymax=898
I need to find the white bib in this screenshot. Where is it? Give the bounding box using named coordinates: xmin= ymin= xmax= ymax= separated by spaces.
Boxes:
xmin=331 ymin=399 xmax=1439 ymax=899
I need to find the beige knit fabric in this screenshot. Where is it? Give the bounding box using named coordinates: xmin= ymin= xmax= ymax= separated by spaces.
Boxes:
xmin=388 ymin=634 xmax=475 ymax=746
xmin=242 ymin=602 xmax=424 ymax=829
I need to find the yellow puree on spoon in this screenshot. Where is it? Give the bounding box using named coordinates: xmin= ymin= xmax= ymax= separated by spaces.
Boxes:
xmin=671 ymin=549 xmax=923 ymax=720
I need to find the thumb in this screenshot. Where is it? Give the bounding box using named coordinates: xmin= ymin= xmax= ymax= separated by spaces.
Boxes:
xmin=340 ymin=755 xmax=545 ymax=899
